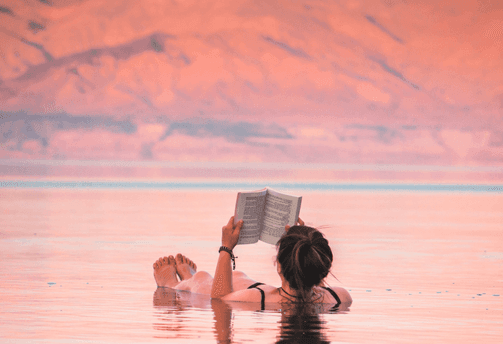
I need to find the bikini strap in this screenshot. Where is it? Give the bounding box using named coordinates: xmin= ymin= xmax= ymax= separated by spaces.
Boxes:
xmin=247 ymin=282 xmax=266 ymax=310
xmin=322 ymin=286 xmax=341 ymax=307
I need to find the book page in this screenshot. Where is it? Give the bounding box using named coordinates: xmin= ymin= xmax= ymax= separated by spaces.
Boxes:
xmin=234 ymin=189 xmax=267 ymax=245
xmin=259 ymin=189 xmax=302 ymax=245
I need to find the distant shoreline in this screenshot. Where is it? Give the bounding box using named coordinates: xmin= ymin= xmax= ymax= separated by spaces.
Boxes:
xmin=2 ymin=159 xmax=502 ymax=172
xmin=1 ymin=159 xmax=503 ymax=186
xmin=1 ymin=179 xmax=502 ymax=193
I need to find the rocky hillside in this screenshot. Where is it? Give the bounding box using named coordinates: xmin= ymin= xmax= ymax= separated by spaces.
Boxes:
xmin=0 ymin=0 xmax=502 ymax=167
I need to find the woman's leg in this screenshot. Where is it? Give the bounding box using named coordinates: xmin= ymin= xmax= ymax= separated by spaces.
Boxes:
xmin=153 ymin=254 xmax=214 ymax=294
xmin=174 ymin=254 xmax=213 ymax=294
xmin=153 ymin=254 xmax=259 ymax=295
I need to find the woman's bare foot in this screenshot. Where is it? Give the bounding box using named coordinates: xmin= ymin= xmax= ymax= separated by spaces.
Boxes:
xmin=153 ymin=255 xmax=179 ymax=288
xmin=175 ymin=253 xmax=197 ymax=281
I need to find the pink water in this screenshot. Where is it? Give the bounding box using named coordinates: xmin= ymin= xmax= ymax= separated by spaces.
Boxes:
xmin=1 ymin=188 xmax=502 ymax=343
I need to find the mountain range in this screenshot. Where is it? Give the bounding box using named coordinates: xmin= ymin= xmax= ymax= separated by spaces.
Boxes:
xmin=1 ymin=0 xmax=502 ymax=180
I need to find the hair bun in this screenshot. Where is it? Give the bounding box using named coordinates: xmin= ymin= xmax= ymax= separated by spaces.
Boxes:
xmin=276 ymin=226 xmax=333 ymax=299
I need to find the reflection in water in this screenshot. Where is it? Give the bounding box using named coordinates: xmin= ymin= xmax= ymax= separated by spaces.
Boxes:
xmin=276 ymin=306 xmax=329 ymax=344
xmin=152 ymin=288 xmax=186 ymax=335
xmin=211 ymin=299 xmax=233 ymax=344
xmin=152 ymin=288 xmax=213 ymax=338
xmin=153 ymin=288 xmax=344 ymax=343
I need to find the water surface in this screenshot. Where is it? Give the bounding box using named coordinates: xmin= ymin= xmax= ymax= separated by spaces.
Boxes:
xmin=1 ymin=187 xmax=502 ymax=343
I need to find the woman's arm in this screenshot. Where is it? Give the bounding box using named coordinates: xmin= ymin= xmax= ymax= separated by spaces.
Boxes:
xmin=211 ymin=216 xmax=243 ymax=299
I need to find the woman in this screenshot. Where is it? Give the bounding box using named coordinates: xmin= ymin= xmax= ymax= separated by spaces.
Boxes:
xmin=153 ymin=216 xmax=352 ymax=309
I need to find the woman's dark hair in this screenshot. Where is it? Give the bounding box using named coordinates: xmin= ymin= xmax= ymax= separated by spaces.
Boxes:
xmin=276 ymin=226 xmax=333 ymax=302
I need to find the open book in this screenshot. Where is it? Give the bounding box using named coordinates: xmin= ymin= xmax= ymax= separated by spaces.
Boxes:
xmin=233 ymin=187 xmax=302 ymax=245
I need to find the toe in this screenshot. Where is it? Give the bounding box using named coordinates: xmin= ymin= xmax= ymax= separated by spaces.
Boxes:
xmin=158 ymin=257 xmax=163 ymax=266
xmin=168 ymin=255 xmax=175 ymax=265
xmin=153 ymin=262 xmax=158 ymax=269
xmin=176 ymin=253 xmax=183 ymax=264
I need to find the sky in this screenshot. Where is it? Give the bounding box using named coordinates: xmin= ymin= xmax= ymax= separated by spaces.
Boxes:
xmin=0 ymin=0 xmax=502 ymax=182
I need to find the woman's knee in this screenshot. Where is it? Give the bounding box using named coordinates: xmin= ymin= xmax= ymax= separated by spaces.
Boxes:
xmin=192 ymin=271 xmax=212 ymax=282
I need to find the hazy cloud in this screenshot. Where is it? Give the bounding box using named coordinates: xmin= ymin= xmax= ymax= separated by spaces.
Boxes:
xmin=402 ymin=125 xmax=417 ymax=130
xmin=0 ymin=113 xmax=291 ymax=153
xmin=346 ymin=124 xmax=401 ymax=144
xmin=0 ymin=112 xmax=137 ymax=150
xmin=160 ymin=119 xmax=292 ymax=143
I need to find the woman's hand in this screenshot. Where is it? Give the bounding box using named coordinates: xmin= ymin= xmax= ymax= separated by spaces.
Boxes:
xmin=221 ymin=216 xmax=243 ymax=250
xmin=285 ymin=217 xmax=305 ymax=231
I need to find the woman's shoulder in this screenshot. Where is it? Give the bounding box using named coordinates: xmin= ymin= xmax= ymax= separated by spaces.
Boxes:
xmin=221 ymin=283 xmax=277 ymax=303
xmin=221 ymin=284 xmax=352 ymax=308
xmin=316 ymin=285 xmax=352 ymax=306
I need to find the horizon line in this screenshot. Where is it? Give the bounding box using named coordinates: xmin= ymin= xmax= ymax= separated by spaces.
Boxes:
xmin=1 ymin=159 xmax=503 ymax=173
xmin=1 ymin=179 xmax=502 ymax=192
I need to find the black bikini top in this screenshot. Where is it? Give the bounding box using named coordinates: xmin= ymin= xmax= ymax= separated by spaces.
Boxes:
xmin=247 ymin=283 xmax=341 ymax=311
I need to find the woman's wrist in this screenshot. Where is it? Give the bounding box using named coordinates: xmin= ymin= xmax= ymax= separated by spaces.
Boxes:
xmin=221 ymin=242 xmax=235 ymax=250
xmin=219 ymin=246 xmax=237 ymax=270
